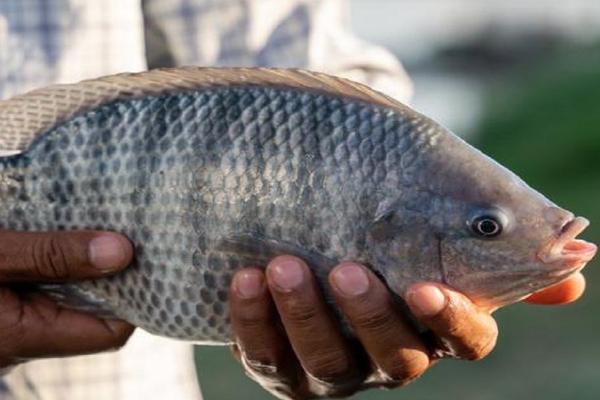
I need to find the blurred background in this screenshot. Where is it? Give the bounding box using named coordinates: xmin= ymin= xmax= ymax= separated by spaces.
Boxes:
xmin=195 ymin=0 xmax=600 ymax=399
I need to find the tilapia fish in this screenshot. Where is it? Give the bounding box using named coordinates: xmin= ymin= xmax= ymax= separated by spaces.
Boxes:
xmin=0 ymin=68 xmax=596 ymax=343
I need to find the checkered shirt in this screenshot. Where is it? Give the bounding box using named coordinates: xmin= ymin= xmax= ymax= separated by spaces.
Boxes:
xmin=0 ymin=1 xmax=411 ymax=399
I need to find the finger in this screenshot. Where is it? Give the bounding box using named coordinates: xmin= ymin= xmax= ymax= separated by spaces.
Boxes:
xmin=524 ymin=272 xmax=585 ymax=305
xmin=229 ymin=268 xmax=302 ymax=388
xmin=265 ymin=256 xmax=363 ymax=393
xmin=0 ymin=230 xmax=133 ymax=282
xmin=0 ymin=289 xmax=133 ymax=365
xmin=329 ymin=263 xmax=430 ymax=386
xmin=406 ymin=283 xmax=498 ymax=361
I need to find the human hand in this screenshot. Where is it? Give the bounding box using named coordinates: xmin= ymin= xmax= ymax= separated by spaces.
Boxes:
xmin=229 ymin=256 xmax=584 ymax=399
xmin=0 ymin=230 xmax=134 ymax=371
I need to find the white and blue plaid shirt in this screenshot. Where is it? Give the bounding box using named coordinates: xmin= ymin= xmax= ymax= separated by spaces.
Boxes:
xmin=0 ymin=1 xmax=410 ymax=399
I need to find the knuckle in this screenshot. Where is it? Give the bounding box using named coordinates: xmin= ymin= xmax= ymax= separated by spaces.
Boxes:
xmin=30 ymin=236 xmax=71 ymax=280
xmin=464 ymin=332 xmax=498 ymax=361
xmin=231 ymin=305 xmax=271 ymax=330
xmin=384 ymin=351 xmax=429 ymax=384
xmin=303 ymin=348 xmax=353 ymax=383
xmin=283 ymin=299 xmax=319 ymax=325
xmin=351 ymin=306 xmax=392 ymax=334
xmin=438 ymin=308 xmax=463 ymax=335
xmin=234 ymin=315 xmax=268 ymax=332
xmin=388 ymin=351 xmax=429 ymax=384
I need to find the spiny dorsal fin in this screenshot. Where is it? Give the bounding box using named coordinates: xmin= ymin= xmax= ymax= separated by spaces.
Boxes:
xmin=0 ymin=67 xmax=411 ymax=154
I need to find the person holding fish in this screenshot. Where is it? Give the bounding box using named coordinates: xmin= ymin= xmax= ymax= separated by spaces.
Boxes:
xmin=0 ymin=1 xmax=594 ymax=400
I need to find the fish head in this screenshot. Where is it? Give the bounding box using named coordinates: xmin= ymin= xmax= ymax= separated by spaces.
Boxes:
xmin=427 ymin=132 xmax=596 ymax=310
xmin=368 ymin=125 xmax=596 ymax=311
xmin=438 ymin=204 xmax=596 ymax=311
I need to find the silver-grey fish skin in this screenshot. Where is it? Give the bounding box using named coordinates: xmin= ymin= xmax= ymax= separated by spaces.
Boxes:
xmin=0 ymin=71 xmax=589 ymax=344
xmin=0 ymin=86 xmax=435 ymax=343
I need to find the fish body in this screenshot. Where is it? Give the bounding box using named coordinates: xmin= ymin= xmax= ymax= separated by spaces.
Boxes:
xmin=0 ymin=68 xmax=595 ymax=343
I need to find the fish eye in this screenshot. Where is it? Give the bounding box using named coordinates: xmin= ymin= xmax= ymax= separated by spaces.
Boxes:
xmin=468 ymin=208 xmax=507 ymax=239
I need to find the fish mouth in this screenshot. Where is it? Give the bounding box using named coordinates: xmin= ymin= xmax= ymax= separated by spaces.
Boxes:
xmin=537 ymin=216 xmax=597 ymax=273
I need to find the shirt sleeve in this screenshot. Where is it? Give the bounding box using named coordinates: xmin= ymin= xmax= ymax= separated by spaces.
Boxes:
xmin=302 ymin=0 xmax=413 ymax=103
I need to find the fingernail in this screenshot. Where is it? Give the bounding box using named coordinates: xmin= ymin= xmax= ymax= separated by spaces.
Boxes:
xmin=407 ymin=285 xmax=447 ymax=317
xmin=269 ymin=258 xmax=305 ymax=292
xmin=331 ymin=263 xmax=369 ymax=297
xmin=89 ymin=235 xmax=129 ymax=271
xmin=234 ymin=270 xmax=264 ymax=299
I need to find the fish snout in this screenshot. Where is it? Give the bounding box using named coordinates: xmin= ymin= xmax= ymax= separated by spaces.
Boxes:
xmin=538 ymin=216 xmax=597 ymax=271
xmin=543 ymin=206 xmax=574 ymax=231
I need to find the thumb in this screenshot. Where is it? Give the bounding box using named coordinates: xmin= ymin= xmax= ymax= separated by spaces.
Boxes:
xmin=0 ymin=230 xmax=133 ymax=282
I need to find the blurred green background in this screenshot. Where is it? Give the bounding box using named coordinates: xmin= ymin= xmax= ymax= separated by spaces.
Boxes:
xmin=195 ymin=2 xmax=600 ymax=399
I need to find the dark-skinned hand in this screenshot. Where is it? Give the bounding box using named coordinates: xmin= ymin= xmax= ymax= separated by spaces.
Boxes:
xmin=0 ymin=228 xmax=584 ymax=397
xmin=229 ymin=255 xmax=585 ymax=399
xmin=0 ymin=230 xmax=134 ymax=372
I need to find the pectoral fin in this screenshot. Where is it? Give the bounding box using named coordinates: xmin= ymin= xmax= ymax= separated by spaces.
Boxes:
xmin=216 ymin=234 xmax=338 ymax=275
xmin=39 ymin=283 xmax=119 ymax=319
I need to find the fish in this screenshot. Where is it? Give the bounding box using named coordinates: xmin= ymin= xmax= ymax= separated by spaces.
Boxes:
xmin=0 ymin=67 xmax=595 ymax=344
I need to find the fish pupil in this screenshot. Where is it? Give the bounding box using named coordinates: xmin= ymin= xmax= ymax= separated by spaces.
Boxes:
xmin=476 ymin=218 xmax=501 ymax=237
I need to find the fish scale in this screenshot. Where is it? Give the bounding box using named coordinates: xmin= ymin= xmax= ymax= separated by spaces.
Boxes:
xmin=0 ymin=85 xmax=417 ymax=342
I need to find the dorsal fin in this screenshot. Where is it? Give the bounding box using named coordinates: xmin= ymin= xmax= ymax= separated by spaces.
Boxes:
xmin=0 ymin=67 xmax=412 ymax=154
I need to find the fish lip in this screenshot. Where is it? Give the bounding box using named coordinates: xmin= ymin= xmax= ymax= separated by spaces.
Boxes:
xmin=537 ymin=216 xmax=597 ymax=270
